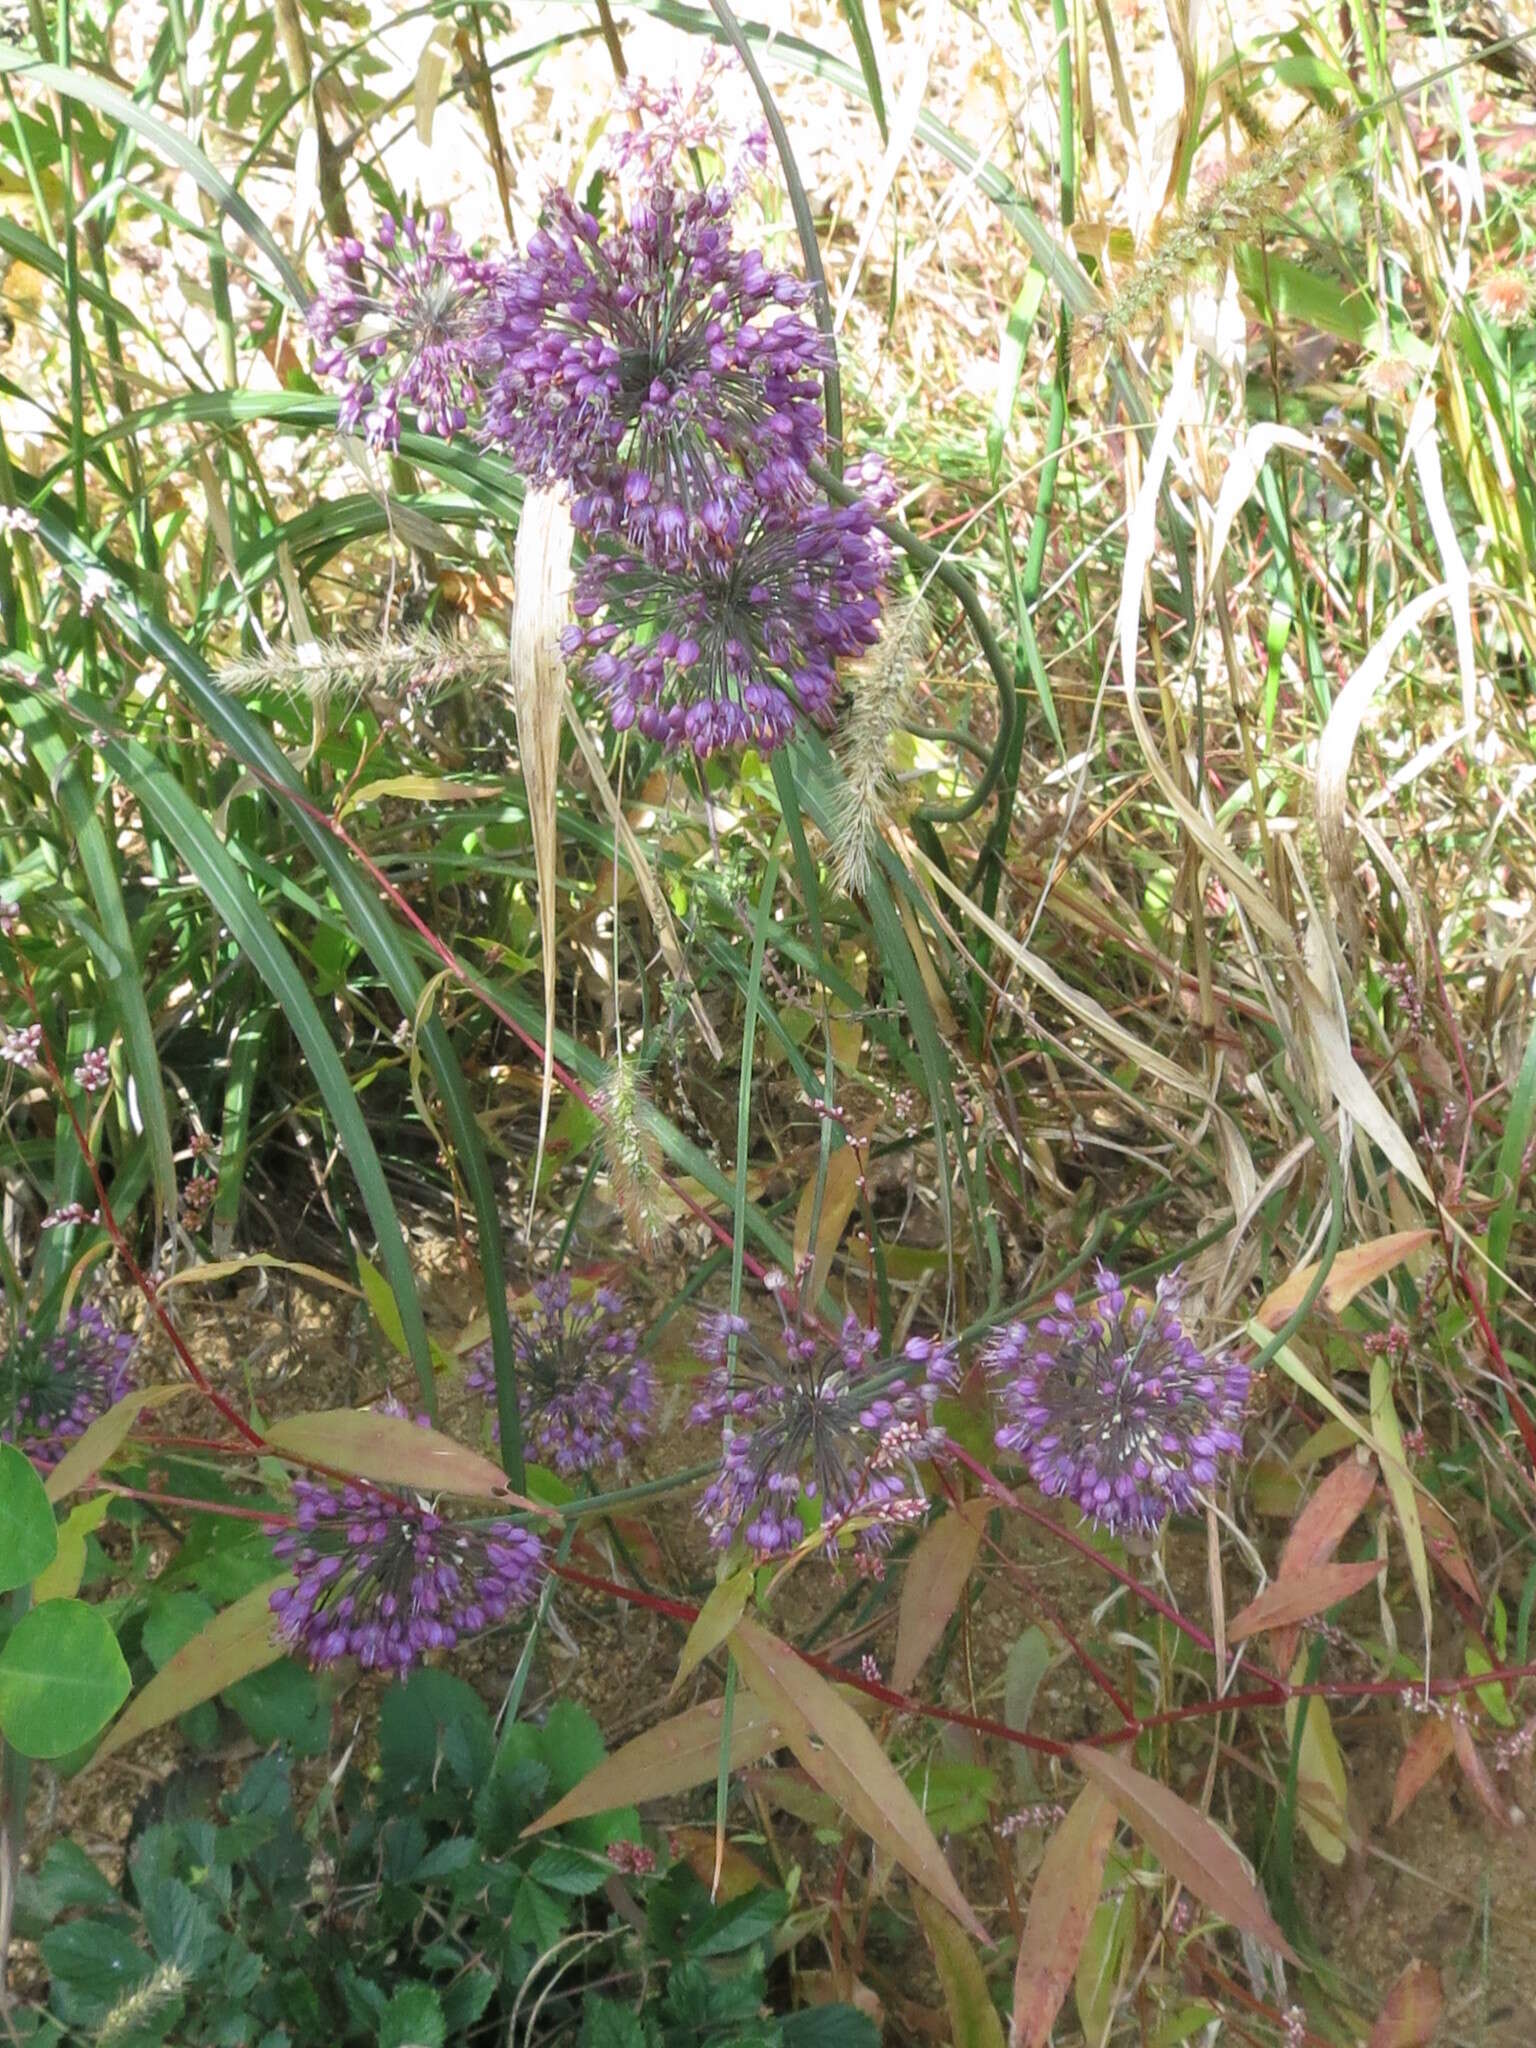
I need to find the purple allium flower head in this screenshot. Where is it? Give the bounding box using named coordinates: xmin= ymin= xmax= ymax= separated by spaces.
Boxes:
xmin=466 ymin=1273 xmax=655 ymax=1477
xmin=268 ymin=1465 xmax=544 ymax=1674
xmin=482 ymin=179 xmax=829 ymax=556
xmin=690 ymin=1290 xmax=956 ymax=1569
xmin=982 ymin=1266 xmax=1250 ymax=1534
xmin=308 ymin=212 xmax=492 ymax=447
xmin=563 ymin=489 xmax=887 ymax=755
xmin=1 ymin=1304 xmax=135 ymax=1461
xmin=606 ymin=51 xmax=768 ymax=197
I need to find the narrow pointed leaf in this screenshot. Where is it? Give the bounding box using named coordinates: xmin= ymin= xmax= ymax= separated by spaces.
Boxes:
xmin=265 ymin=1409 xmax=552 ymax=1512
xmin=732 ymin=1616 xmax=987 ymax=1940
xmin=916 ymin=1896 xmax=1005 ymax=2048
xmin=1367 ymin=1960 xmax=1444 ymax=2047
xmin=1010 ymin=1784 xmax=1116 ymax=2048
xmin=1071 ymin=1744 xmax=1295 ymax=1960
xmin=893 ymin=1499 xmax=986 ymax=1693
xmin=674 ymin=1571 xmax=754 ymax=1690
xmin=45 ymin=1384 xmax=185 ymax=1503
xmin=1388 ymin=1718 xmax=1455 ymax=1824
xmin=93 ymin=1578 xmax=290 ymax=1764
xmin=524 ymin=1692 xmax=784 ymax=1835
xmin=1257 ymin=1231 xmax=1433 ymax=1326
xmin=1228 ymin=1561 xmax=1384 ymax=1644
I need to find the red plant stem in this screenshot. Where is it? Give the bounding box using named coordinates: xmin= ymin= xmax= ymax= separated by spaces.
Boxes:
xmin=946 ymin=1445 xmax=1217 ymax=1656
xmin=27 ymin=1012 xmax=268 ymax=1451
xmin=89 ymin=1480 xmax=292 ymax=1525
xmin=1453 ymin=1255 xmax=1536 ymax=1475
xmin=551 ymin=1561 xmax=1536 ymax=1760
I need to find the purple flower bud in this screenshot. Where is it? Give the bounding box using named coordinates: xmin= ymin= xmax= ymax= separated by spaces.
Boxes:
xmin=981 ymin=1266 xmax=1250 ymax=1535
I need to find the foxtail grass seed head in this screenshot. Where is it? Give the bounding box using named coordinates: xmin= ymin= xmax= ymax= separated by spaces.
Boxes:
xmin=1082 ymin=121 xmax=1349 ymax=352
xmin=983 ymin=1267 xmax=1248 ymax=1534
xmin=97 ymin=1964 xmax=188 ymax=2046
xmin=269 ymin=1454 xmax=544 ymax=1674
xmin=830 ymin=593 xmax=929 ymax=896
xmin=1 ymin=1304 xmax=136 ymax=1462
xmin=309 ymin=212 xmax=493 ymax=447
xmin=690 ymin=1288 xmax=957 ymax=1570
xmin=596 ymin=1059 xmax=669 ymax=1250
xmin=215 ymin=627 xmax=505 ymax=705
xmin=467 ymin=1273 xmax=656 ymax=1476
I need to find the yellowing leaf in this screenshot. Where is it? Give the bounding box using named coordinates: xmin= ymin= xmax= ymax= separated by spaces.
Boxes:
xmin=673 ymin=1571 xmax=753 ymax=1691
xmin=793 ymin=1143 xmax=864 ymax=1306
xmin=1370 ymin=1355 xmax=1432 ymax=1661
xmin=1285 ymin=1661 xmax=1351 ymax=1865
xmin=893 ymin=1499 xmax=986 ymax=1694
xmin=1071 ymin=1744 xmax=1295 ymax=1960
xmin=1256 ymin=1230 xmax=1433 ymax=1327
xmin=525 ymin=1692 xmax=784 ymax=1834
xmin=916 ymin=1896 xmax=1005 ymax=2048
xmin=338 ymin=774 xmax=502 ymax=817
xmin=1010 ymin=1784 xmax=1116 ymax=2048
xmin=32 ymin=1494 xmax=111 ymax=1603
xmin=732 ymin=1616 xmax=987 ymax=1939
xmin=1367 ymin=1960 xmax=1444 ymax=2048
xmin=266 ymin=1407 xmax=552 ymax=1516
xmin=94 ymin=1578 xmax=290 ymax=1765
xmin=45 ymin=1384 xmax=185 ymax=1504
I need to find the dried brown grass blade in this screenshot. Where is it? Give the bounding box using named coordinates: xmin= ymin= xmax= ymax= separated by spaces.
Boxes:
xmin=509 ymin=488 xmax=574 ymax=1218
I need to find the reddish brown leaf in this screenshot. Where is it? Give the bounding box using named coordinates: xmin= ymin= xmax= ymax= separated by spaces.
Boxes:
xmin=1388 ymin=1718 xmax=1455 ymax=1825
xmin=732 ymin=1616 xmax=988 ymax=1940
xmin=1071 ymin=1745 xmax=1296 ymax=1961
xmin=525 ymin=1692 xmax=783 ymax=1835
xmin=1228 ymin=1560 xmax=1384 ymax=1645
xmin=1010 ymin=1784 xmax=1116 ymax=2048
xmin=1417 ymin=1493 xmax=1480 ymax=1605
xmin=893 ymin=1499 xmax=986 ymax=1694
xmin=1257 ymin=1230 xmax=1434 ymax=1326
xmin=94 ymin=1578 xmax=289 ymax=1764
xmin=1367 ymin=1960 xmax=1444 ymax=2047
xmin=1452 ymin=1718 xmax=1512 ymax=1829
xmin=1271 ymin=1455 xmax=1377 ymax=1670
xmin=266 ymin=1407 xmax=554 ymax=1514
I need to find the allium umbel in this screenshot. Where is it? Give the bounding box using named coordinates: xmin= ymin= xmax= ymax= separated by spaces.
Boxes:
xmin=309 ymin=213 xmax=492 ymax=447
xmin=982 ymin=1268 xmax=1249 ymax=1534
xmin=1 ymin=1304 xmax=135 ymax=1461
xmin=466 ymin=1273 xmax=655 ymax=1476
xmin=269 ymin=1472 xmax=543 ymax=1673
xmin=563 ymin=493 xmax=887 ymax=756
xmin=482 ymin=179 xmax=829 ymax=553
xmin=690 ymin=1290 xmax=956 ymax=1567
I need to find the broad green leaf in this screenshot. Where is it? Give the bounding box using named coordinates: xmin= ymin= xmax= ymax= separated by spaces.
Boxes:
xmin=731 ymin=1616 xmax=987 ymax=1940
xmin=1284 ymin=1660 xmax=1351 ymax=1865
xmin=94 ymin=1577 xmax=290 ymax=1764
xmin=0 ymin=1443 xmax=58 ymax=1592
xmin=0 ymin=1599 xmax=130 ymax=1758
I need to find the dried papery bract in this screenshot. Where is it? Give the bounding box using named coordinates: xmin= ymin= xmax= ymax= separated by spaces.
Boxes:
xmin=829 ymin=593 xmax=930 ymax=897
xmin=510 ymin=486 xmax=575 ymax=1206
xmin=215 ymin=627 xmax=505 ymax=705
